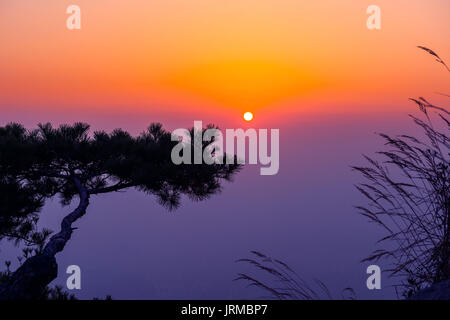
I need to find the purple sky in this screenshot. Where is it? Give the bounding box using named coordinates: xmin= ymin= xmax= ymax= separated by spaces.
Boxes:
xmin=1 ymin=109 xmax=425 ymax=299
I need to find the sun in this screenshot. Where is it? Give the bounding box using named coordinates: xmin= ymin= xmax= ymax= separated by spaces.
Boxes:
xmin=243 ymin=111 xmax=253 ymax=122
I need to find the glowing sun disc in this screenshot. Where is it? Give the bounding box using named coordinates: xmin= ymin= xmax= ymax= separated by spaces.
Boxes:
xmin=243 ymin=112 xmax=253 ymax=121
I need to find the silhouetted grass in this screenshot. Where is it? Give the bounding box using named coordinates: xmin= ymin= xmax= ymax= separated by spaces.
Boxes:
xmin=353 ymin=46 xmax=449 ymax=297
xmin=235 ymin=251 xmax=356 ymax=300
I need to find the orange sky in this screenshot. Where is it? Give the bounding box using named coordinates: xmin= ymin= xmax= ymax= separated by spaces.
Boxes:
xmin=0 ymin=0 xmax=449 ymax=120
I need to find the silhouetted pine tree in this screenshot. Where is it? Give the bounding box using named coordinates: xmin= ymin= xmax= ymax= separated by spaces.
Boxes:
xmin=0 ymin=122 xmax=240 ymax=299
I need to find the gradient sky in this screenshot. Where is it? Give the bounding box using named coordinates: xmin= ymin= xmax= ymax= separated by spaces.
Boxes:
xmin=1 ymin=0 xmax=449 ymax=121
xmin=1 ymin=0 xmax=449 ymax=299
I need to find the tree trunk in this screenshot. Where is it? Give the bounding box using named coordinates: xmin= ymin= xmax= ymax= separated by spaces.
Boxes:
xmin=0 ymin=178 xmax=89 ymax=300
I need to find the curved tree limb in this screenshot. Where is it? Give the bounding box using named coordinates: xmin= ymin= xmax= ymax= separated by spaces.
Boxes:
xmin=0 ymin=176 xmax=90 ymax=300
xmin=43 ymin=176 xmax=90 ymax=257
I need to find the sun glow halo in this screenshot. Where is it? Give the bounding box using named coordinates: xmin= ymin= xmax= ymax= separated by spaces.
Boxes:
xmin=243 ymin=112 xmax=253 ymax=122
